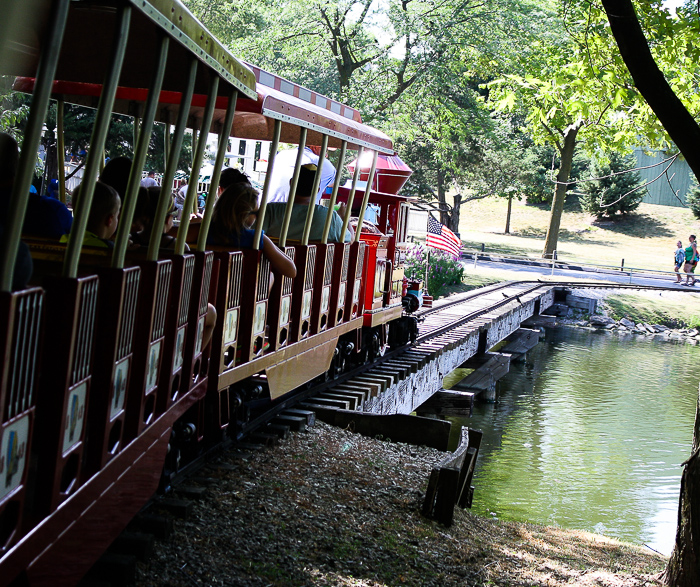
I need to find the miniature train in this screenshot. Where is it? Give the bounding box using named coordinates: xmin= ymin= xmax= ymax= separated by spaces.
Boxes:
xmin=0 ymin=1 xmax=427 ymax=584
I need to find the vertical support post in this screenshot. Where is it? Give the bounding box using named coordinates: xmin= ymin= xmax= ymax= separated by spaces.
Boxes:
xmin=354 ymin=150 xmax=379 ymax=241
xmin=147 ymin=57 xmax=198 ymax=261
xmin=112 ymin=32 xmax=169 ymax=269
xmin=0 ymin=0 xmax=70 ymax=291
xmin=175 ymin=76 xmax=219 ymax=255
xmin=301 ymin=134 xmax=328 ymax=245
xmin=57 ymin=98 xmax=66 ymax=204
xmin=278 ymin=128 xmax=307 ymax=248
xmin=63 ymin=4 xmax=132 ymax=278
xmin=321 ymin=140 xmax=347 ymax=244
xmin=197 ymin=87 xmax=238 ymax=252
xmin=133 ymin=116 xmax=140 ymax=150
xmin=163 ymin=121 xmax=170 ymax=171
xmin=339 ymin=147 xmax=364 ymax=240
xmin=551 ymin=250 xmax=556 ymax=276
xmin=253 ymin=120 xmax=281 ymax=251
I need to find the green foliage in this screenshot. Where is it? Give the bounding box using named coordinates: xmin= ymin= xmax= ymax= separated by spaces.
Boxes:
xmin=579 ymin=152 xmax=646 ymax=219
xmin=404 ymin=245 xmax=464 ymax=299
xmin=0 ymin=86 xmax=30 ymax=139
xmin=685 ymin=179 xmax=700 ymax=219
xmin=522 ymin=145 xmax=590 ymax=206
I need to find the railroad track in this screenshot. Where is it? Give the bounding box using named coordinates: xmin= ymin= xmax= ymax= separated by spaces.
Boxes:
xmin=100 ymin=278 xmax=689 ymax=584
xmin=238 ymin=279 xmax=695 ymax=439
xmin=173 ymin=278 xmax=693 ymax=479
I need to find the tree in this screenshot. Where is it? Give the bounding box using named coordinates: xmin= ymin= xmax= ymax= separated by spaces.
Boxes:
xmin=686 ymin=180 xmax=700 ymax=219
xmin=579 ymin=151 xmax=646 ymax=219
xmin=601 ymin=0 xmax=700 ymax=181
xmin=592 ymin=1 xmax=700 ymax=582
xmin=488 ymin=0 xmax=680 ymax=257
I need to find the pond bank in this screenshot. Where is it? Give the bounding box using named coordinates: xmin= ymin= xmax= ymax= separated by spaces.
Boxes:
xmin=136 ymin=422 xmax=666 ymax=587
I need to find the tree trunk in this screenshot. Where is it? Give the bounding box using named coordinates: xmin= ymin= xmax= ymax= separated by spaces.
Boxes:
xmin=451 ymin=194 xmax=461 ymax=235
xmin=601 ymin=0 xmax=700 ymax=181
xmin=505 ymin=194 xmax=513 ymax=234
xmin=437 ymin=168 xmax=451 ymax=227
xmin=663 ymin=386 xmax=700 ymax=586
xmin=542 ymin=124 xmax=579 ymax=259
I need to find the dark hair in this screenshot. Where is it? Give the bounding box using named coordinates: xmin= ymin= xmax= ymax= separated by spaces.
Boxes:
xmin=294 ymin=165 xmax=316 ymax=200
xmin=691 ymin=235 xmax=696 ymax=241
xmin=0 ymin=133 xmax=19 ymax=184
xmin=133 ymin=186 xmax=175 ymax=235
xmin=209 ymin=183 xmax=258 ymax=245
xmin=100 ymin=156 xmax=133 ymax=199
xmin=74 ymin=181 xmax=120 ymax=233
xmin=219 ymin=167 xmax=251 ymax=191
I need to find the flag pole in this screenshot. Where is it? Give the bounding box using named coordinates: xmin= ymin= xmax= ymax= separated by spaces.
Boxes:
xmin=425 ymin=250 xmax=430 ymax=296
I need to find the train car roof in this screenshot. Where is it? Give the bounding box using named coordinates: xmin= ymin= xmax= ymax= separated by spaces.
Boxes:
xmin=233 ymin=64 xmax=393 ymax=153
xmin=1 ymin=0 xmax=257 ymax=100
xmin=13 ymin=69 xmax=394 ymax=153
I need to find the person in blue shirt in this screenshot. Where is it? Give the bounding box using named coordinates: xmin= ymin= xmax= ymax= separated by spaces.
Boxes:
xmin=208 ymin=182 xmax=296 ymax=280
xmin=23 ymin=178 xmax=73 ymax=239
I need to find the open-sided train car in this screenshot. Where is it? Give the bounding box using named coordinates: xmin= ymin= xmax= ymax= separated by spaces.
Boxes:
xmin=0 ymin=1 xmax=423 ymax=584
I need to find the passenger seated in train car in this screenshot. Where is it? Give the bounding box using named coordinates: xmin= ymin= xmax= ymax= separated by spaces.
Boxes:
xmin=99 ymin=156 xmax=133 ymax=200
xmin=0 ymin=132 xmax=33 ymax=290
xmin=261 ymin=164 xmax=353 ymax=243
xmin=267 ymin=146 xmax=336 ymax=204
xmin=130 ymin=186 xmax=188 ymax=251
xmin=60 ymin=181 xmax=120 ymax=249
xmin=218 ymin=167 xmax=250 ymax=195
xmin=208 ymin=181 xmax=296 ymax=280
xmin=23 ymin=178 xmax=73 ymax=239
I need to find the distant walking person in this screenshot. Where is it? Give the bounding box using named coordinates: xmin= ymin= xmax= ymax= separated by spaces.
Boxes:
xmin=674 ymin=240 xmax=685 ymax=283
xmin=683 ymin=234 xmax=698 ymax=286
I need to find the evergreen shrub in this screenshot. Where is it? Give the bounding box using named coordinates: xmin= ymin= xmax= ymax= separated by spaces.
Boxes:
xmin=686 ymin=179 xmax=700 ymax=219
xmin=579 ymin=152 xmax=646 ymax=219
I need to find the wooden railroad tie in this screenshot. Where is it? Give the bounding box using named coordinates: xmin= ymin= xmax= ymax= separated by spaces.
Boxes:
xmin=422 ymin=426 xmax=483 ymax=527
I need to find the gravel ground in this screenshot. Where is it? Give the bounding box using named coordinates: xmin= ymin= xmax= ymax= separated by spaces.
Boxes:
xmin=135 ymin=422 xmax=666 ymax=587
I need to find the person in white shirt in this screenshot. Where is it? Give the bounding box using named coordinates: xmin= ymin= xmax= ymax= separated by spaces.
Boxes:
xmin=267 ymin=146 xmax=335 ymax=204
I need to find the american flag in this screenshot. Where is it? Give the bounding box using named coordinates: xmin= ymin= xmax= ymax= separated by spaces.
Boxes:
xmin=426 ymin=215 xmax=461 ymax=257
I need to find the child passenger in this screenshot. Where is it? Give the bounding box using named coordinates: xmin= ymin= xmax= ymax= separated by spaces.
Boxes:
xmin=208 ymin=182 xmax=296 ymax=279
xmin=61 ymin=181 xmax=120 ymax=248
xmin=131 ymin=186 xmax=185 ymax=250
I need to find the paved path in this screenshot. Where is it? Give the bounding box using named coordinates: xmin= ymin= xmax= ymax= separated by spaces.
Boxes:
xmin=465 ymin=256 xmax=698 ymax=291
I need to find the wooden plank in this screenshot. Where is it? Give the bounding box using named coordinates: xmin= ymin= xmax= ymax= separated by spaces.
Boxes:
xmin=416 ymin=390 xmax=474 ymax=417
xmin=352 ymin=375 xmax=386 ymax=395
xmin=359 ymin=373 xmax=394 ymax=390
xmin=380 ymin=362 xmax=409 ymax=378
xmin=312 ymin=409 xmax=452 ymax=450
xmin=375 ymin=365 xmax=406 ymax=382
xmin=501 ymin=328 xmax=541 ymax=356
xmin=316 ymin=392 xmax=359 ymax=410
xmin=299 ymin=396 xmax=350 ymax=409
xmin=453 ymin=352 xmax=511 ymax=392
xmin=384 ymin=359 xmax=417 ymax=374
xmin=435 ymin=467 xmax=460 ymax=526
xmin=333 ymin=384 xmax=370 ymax=403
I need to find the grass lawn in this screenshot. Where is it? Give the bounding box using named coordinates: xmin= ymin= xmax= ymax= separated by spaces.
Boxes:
xmin=454 ymin=197 xmax=699 ymax=272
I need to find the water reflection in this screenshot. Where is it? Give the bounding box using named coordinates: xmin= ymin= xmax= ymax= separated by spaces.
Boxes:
xmin=451 ymin=326 xmax=698 ymax=555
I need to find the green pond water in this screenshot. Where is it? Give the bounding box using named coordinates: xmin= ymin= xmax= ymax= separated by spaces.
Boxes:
xmin=448 ymin=326 xmax=699 ymax=555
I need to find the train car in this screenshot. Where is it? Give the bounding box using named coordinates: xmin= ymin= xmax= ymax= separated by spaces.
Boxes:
xmin=0 ymin=1 xmax=423 ymax=584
